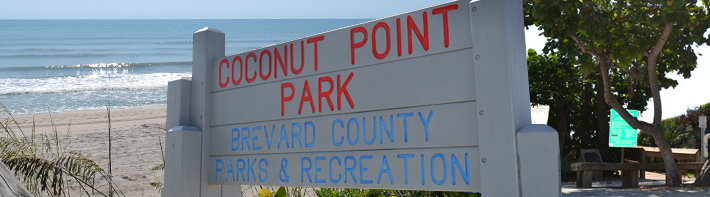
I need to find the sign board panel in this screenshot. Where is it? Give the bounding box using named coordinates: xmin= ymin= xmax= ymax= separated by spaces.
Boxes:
xmin=700 ymin=115 xmax=707 ymax=128
xmin=206 ymin=0 xmax=481 ymax=191
xmin=609 ymin=109 xmax=639 ymax=147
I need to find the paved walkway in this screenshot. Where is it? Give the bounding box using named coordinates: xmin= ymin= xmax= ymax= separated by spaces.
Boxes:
xmin=562 ymin=171 xmax=710 ymax=196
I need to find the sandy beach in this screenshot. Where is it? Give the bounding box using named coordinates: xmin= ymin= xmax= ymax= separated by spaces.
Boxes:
xmin=2 ymin=106 xmax=168 ymax=196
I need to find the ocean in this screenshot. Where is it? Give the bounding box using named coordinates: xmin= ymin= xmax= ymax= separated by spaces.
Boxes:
xmin=0 ymin=19 xmax=367 ymax=114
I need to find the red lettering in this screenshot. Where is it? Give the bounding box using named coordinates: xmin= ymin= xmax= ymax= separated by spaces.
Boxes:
xmin=298 ymin=80 xmax=315 ymax=114
xmin=337 ymin=72 xmax=355 ymax=110
xmin=259 ymin=49 xmax=272 ymax=80
xmin=290 ymin=42 xmax=305 ymax=75
xmin=245 ymin=53 xmax=257 ymax=83
xmin=307 ymin=36 xmax=325 ymax=71
xmin=371 ymin=22 xmax=391 ymax=60
xmin=432 ymin=4 xmax=458 ymax=48
xmin=274 ymin=45 xmax=288 ymax=78
xmin=281 ymin=82 xmax=295 ymax=116
xmin=318 ymin=76 xmax=334 ymax=112
xmin=350 ymin=27 xmax=368 ymax=65
xmin=218 ymin=59 xmax=230 ymax=88
xmin=396 ymin=18 xmax=402 ymax=56
xmin=232 ymin=56 xmax=243 ymax=86
xmin=407 ymin=12 xmax=429 ymax=54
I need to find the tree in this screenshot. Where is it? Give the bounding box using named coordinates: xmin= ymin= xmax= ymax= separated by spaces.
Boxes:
xmin=524 ymin=0 xmax=710 ymax=186
xmin=528 ymin=49 xmax=583 ymax=154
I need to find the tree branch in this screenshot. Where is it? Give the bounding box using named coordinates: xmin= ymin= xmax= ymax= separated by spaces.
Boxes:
xmin=597 ymin=54 xmax=654 ymax=132
xmin=649 ymin=23 xmax=675 ymax=59
xmin=612 ymin=0 xmax=626 ymax=24
xmin=570 ymin=36 xmax=600 ymax=57
xmin=647 ymin=23 xmax=675 ymax=125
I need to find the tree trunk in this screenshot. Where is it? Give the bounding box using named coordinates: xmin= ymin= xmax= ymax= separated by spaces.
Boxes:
xmin=693 ymin=159 xmax=710 ymax=186
xmin=556 ymin=105 xmax=570 ymax=154
xmin=648 ymin=126 xmax=683 ymax=186
xmin=595 ymin=69 xmax=610 ymax=162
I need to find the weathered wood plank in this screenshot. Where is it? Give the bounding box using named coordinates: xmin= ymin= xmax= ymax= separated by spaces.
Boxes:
xmin=640 ymin=146 xmax=699 ymax=161
xmin=0 ymin=161 xmax=32 ymax=197
xmin=571 ymin=162 xmax=705 ymax=171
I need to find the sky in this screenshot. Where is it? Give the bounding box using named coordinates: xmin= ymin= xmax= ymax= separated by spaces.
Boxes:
xmin=3 ymin=0 xmax=709 ymax=122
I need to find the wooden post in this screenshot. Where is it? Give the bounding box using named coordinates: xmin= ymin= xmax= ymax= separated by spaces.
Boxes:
xmin=191 ymin=27 xmax=240 ymax=197
xmin=640 ymin=149 xmax=646 ymax=179
xmin=576 ymin=171 xmax=593 ymax=188
xmin=621 ymin=170 xmax=639 ymax=188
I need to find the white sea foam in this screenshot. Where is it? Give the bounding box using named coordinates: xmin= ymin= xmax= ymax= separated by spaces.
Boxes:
xmin=0 ymin=71 xmax=191 ymax=95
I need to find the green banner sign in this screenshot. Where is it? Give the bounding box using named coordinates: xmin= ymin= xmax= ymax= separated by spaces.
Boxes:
xmin=609 ymin=109 xmax=639 ymax=147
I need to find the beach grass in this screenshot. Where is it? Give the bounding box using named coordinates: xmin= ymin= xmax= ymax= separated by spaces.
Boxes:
xmin=0 ymin=102 xmax=124 ymax=197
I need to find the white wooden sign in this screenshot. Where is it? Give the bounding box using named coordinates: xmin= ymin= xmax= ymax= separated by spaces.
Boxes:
xmin=209 ymin=0 xmax=477 ymax=190
xmin=164 ymin=0 xmax=560 ymax=196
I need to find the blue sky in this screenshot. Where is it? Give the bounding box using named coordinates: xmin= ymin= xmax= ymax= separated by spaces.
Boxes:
xmin=0 ymin=0 xmax=453 ymax=19
xmin=3 ymin=0 xmax=709 ymax=122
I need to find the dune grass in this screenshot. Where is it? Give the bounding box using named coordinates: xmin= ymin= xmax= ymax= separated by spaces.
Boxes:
xmin=0 ymin=102 xmax=123 ymax=197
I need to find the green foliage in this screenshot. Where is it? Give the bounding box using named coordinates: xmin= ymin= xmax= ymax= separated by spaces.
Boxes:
xmin=275 ymin=187 xmax=287 ymax=197
xmin=560 ymin=150 xmax=578 ymax=181
xmin=0 ymin=103 xmax=123 ymax=196
xmin=641 ymin=103 xmax=710 ymax=149
xmin=314 ymin=188 xmax=481 ymax=197
xmin=150 ymin=136 xmax=166 ymax=191
xmin=528 ymin=49 xmax=581 ymax=107
xmin=639 ymin=117 xmax=698 ymax=149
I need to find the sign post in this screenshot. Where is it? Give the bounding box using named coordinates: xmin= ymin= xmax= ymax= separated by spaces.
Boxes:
xmin=701 ymin=115 xmax=707 ymax=162
xmin=163 ymin=0 xmax=560 ymax=196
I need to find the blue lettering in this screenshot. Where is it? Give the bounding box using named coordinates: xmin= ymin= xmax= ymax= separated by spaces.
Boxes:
xmin=248 ymin=158 xmax=257 ymax=181
xmin=259 ymin=158 xmax=268 ymax=182
xmin=363 ymin=116 xmax=376 ymax=144
xmin=330 ymin=156 xmax=342 ymax=183
xmin=305 ymin=122 xmax=316 ymax=147
xmin=421 ymin=154 xmax=425 ymax=185
xmin=344 ymin=156 xmax=357 ymax=183
xmin=397 ymin=154 xmax=414 ymax=184
xmin=231 ymin=128 xmax=240 ymax=151
xmin=278 ymin=125 xmax=290 ymax=149
xmin=379 ymin=115 xmax=394 ymax=143
xmin=252 ymin=126 xmax=262 ymax=150
xmin=360 ymin=155 xmax=373 ymax=184
xmin=397 ymin=113 xmax=414 ymax=142
xmin=237 ymin=159 xmax=246 ymax=181
xmin=378 ymin=155 xmax=393 ymax=184
xmin=301 ymin=157 xmax=312 ymax=182
xmin=332 ymin=119 xmax=344 ymax=146
xmin=280 ymin=158 xmax=290 ymax=182
xmin=241 ymin=127 xmax=251 ymax=150
xmin=431 ymin=153 xmax=447 ymax=185
xmin=265 ymin=125 xmax=275 ymax=149
xmin=418 ymin=111 xmax=433 ymax=142
xmin=292 ymin=123 xmax=303 ymax=148
xmin=215 ymin=159 xmax=223 ymax=181
xmin=314 ymin=156 xmax=326 ymax=183
xmin=225 ymin=159 xmax=235 ymax=181
xmin=347 ymin=118 xmax=360 ymax=145
xmin=451 ymin=153 xmax=470 ymax=185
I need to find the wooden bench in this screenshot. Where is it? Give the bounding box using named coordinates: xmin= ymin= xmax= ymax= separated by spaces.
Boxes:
xmin=630 ymin=146 xmax=701 ymax=178
xmin=571 ymin=162 xmax=705 ymax=188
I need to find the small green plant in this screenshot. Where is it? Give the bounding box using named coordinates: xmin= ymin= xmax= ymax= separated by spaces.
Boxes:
xmin=0 ymin=102 xmax=123 ymax=196
xmin=149 ymin=136 xmax=166 ymax=191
